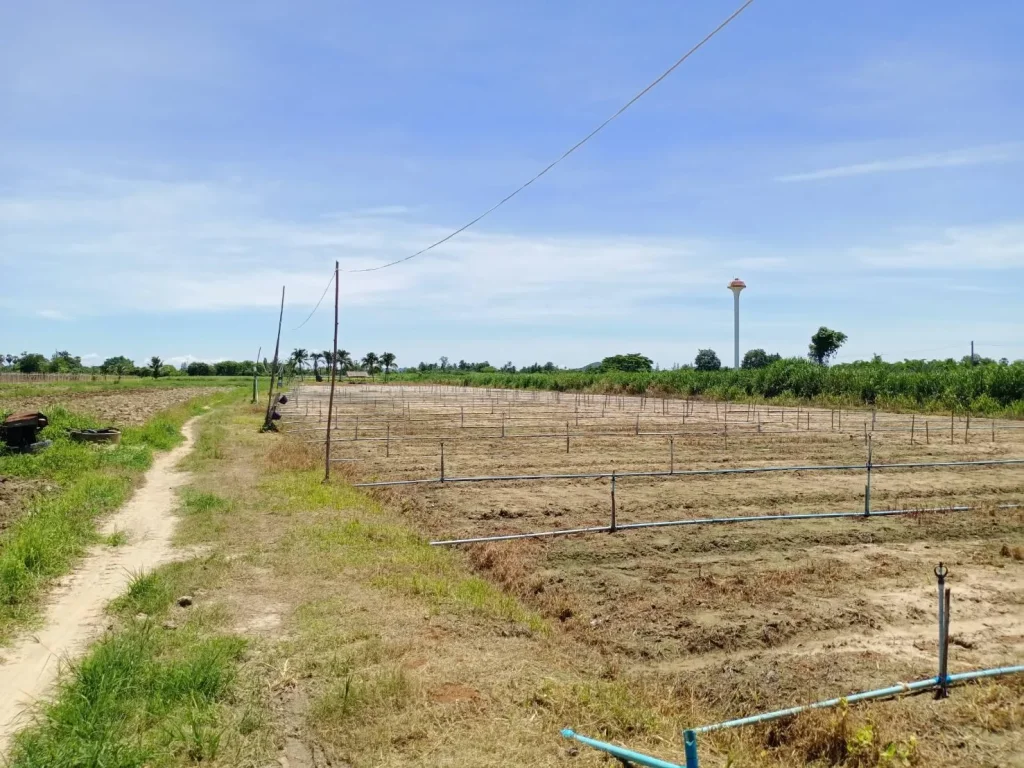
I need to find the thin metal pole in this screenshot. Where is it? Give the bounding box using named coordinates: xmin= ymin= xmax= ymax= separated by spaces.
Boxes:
xmin=864 ymin=436 xmax=872 ymax=516
xmin=440 ymin=442 xmax=445 ymax=481
xmin=566 ymin=421 xmax=570 ymax=454
xmin=911 ymin=413 xmax=915 ymax=444
xmin=386 ymin=422 xmax=391 ymax=458
xmin=670 ymin=437 xmax=674 ymax=474
xmin=324 ymin=262 xmax=339 ymax=482
xmin=937 ymin=586 xmax=952 ymax=699
xmin=610 ymin=472 xmax=617 ymax=533
xmin=935 ymin=563 xmax=947 ymax=696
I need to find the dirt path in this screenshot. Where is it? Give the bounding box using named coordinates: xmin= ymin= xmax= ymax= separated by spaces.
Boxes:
xmin=0 ymin=418 xmax=198 ymax=756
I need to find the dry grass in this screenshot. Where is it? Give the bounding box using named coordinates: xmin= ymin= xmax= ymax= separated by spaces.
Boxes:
xmin=18 ymin=394 xmax=1015 ymax=766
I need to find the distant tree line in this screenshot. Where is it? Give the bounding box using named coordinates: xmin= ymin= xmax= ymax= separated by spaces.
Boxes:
xmin=286 ymin=349 xmax=397 ymax=380
xmin=0 ymin=351 xmax=272 ymax=379
xmin=414 ymin=358 xmax=559 ymax=374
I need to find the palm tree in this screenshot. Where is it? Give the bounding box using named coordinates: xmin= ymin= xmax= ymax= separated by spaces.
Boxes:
xmin=321 ymin=350 xmax=334 ymax=377
xmin=290 ymin=348 xmax=308 ymax=379
xmin=362 ymin=352 xmax=380 ymax=378
xmin=149 ymin=356 xmax=163 ymax=379
xmin=310 ymin=351 xmax=323 ymax=381
xmin=337 ymin=350 xmax=353 ymax=372
xmin=380 ymin=352 xmax=396 ymax=382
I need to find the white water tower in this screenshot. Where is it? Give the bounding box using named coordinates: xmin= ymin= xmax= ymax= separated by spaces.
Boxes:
xmin=728 ymin=278 xmax=746 ymax=369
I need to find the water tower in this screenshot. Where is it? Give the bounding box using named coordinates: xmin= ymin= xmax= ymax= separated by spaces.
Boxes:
xmin=728 ymin=278 xmax=746 ymax=369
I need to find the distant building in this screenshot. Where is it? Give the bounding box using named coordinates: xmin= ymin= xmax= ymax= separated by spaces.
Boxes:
xmin=345 ymin=370 xmax=370 ymax=379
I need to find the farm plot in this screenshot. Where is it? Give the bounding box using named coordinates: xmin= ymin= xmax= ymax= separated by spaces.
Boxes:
xmin=284 ymin=384 xmax=1024 ymax=762
xmin=0 ymin=386 xmax=223 ymax=426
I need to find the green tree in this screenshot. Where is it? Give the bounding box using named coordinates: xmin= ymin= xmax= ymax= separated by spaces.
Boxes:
xmin=439 ymin=356 xmax=450 ymax=371
xmin=49 ymin=350 xmax=83 ymax=373
xmin=362 ymin=352 xmax=380 ymax=377
xmin=310 ymin=351 xmax=324 ymax=381
xmin=694 ymin=349 xmax=721 ymax=371
xmin=380 ymin=352 xmax=396 ymax=381
xmin=15 ymin=353 xmax=47 ymax=373
xmin=808 ymin=327 xmax=848 ymax=366
xmin=336 ymin=350 xmax=353 ymax=372
xmin=290 ymin=349 xmax=308 ymax=379
xmin=187 ymin=361 xmax=213 ymax=376
xmin=741 ymin=349 xmax=781 ymax=369
xmin=600 ymin=353 xmax=653 ymax=372
xmin=149 ymin=356 xmax=163 ymax=379
xmin=101 ymin=355 xmax=134 ymax=380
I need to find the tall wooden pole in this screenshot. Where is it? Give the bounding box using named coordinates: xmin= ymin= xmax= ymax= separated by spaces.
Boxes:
xmin=262 ymin=287 xmax=286 ymax=431
xmin=324 ymin=262 xmax=340 ymax=482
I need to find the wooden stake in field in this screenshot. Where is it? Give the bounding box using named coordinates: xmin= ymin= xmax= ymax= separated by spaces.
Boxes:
xmin=951 ymin=409 xmax=955 ymax=445
xmin=911 ymin=413 xmax=916 ymax=444
xmin=926 ymin=420 xmax=929 ymax=444
xmin=252 ymin=345 xmax=262 ymax=404
xmin=262 ymin=286 xmax=286 ymax=432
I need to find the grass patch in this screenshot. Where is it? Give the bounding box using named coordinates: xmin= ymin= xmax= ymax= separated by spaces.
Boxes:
xmin=267 ymin=470 xmax=545 ymax=632
xmin=0 ymin=394 xmax=237 ymax=642
xmin=175 ymin=488 xmax=232 ymax=545
xmin=7 ymin=621 xmax=246 ymax=767
xmin=104 ymin=530 xmax=128 ymax=547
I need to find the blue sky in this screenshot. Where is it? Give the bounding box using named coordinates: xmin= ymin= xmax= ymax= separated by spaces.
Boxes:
xmin=2 ymin=0 xmax=1023 ymax=369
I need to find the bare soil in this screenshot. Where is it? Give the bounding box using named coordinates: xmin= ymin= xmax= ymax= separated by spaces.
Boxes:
xmin=0 ymin=476 xmax=55 ymax=535
xmin=281 ymin=384 xmax=1024 ymax=765
xmin=0 ymin=387 xmax=222 ymax=426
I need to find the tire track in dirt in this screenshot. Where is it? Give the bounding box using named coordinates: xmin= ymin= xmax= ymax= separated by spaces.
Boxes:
xmin=0 ymin=418 xmax=198 ymax=756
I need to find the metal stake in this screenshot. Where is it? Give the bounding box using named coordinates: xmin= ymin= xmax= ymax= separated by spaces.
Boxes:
xmin=864 ymin=436 xmax=873 ymax=516
xmin=610 ymin=472 xmax=617 ymax=533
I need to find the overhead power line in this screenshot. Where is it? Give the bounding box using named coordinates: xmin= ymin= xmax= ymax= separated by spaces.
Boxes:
xmin=341 ymin=0 xmax=757 ymax=274
xmin=291 ymin=272 xmax=335 ymax=331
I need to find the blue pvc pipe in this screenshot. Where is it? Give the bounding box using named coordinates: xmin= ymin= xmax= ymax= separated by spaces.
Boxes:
xmin=692 ymin=665 xmax=1024 ymax=735
xmin=561 ymin=729 xmax=686 ymax=768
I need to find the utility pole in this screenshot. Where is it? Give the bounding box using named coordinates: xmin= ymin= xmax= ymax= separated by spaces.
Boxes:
xmin=262 ymin=286 xmax=286 ymax=431
xmin=324 ymin=261 xmax=340 ymax=482
xmin=970 ymin=340 xmax=975 ymax=365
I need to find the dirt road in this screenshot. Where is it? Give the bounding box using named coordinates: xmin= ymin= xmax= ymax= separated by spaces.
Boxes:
xmin=0 ymin=418 xmax=198 ymax=756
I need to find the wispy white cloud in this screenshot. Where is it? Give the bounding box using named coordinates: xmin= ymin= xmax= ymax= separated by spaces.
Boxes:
xmin=776 ymin=143 xmax=1022 ymax=183
xmin=855 ymin=223 xmax=1024 ymax=269
xmin=37 ymin=309 xmax=69 ymax=320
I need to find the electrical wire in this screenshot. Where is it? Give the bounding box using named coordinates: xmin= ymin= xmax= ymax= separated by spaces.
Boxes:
xmin=341 ymin=0 xmax=757 ymax=274
xmin=291 ymin=272 xmax=335 ymax=331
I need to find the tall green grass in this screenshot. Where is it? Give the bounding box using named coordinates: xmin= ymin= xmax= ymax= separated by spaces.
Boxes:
xmin=0 ymin=392 xmax=241 ymax=639
xmin=393 ymin=358 xmax=1024 ymax=416
xmin=8 ymin=570 xmax=246 ymax=768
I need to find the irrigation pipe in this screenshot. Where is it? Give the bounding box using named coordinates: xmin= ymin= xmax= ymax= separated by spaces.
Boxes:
xmin=560 ymin=730 xmax=689 ymax=768
xmin=691 ymin=665 xmax=1024 ymax=734
xmin=562 ymin=666 xmax=1024 ymax=768
xmin=428 ymin=503 xmax=1020 ymax=546
xmin=353 ymin=457 xmax=1024 ymax=488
